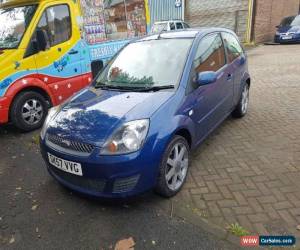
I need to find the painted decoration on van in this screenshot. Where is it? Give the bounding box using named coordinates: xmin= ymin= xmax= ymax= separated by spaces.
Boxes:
xmin=54 ymin=56 xmax=69 ymax=72
xmin=0 ymin=78 xmax=12 ymax=89
xmin=89 ymin=39 xmax=130 ymax=62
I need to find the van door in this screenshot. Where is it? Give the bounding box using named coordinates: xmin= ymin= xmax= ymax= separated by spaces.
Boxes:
xmin=33 ymin=4 xmax=83 ymax=104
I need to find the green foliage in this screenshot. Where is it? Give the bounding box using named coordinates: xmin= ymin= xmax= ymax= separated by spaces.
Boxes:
xmin=227 ymin=223 xmax=250 ymax=237
xmin=31 ymin=134 xmax=40 ymax=145
xmin=112 ymin=71 xmax=154 ymax=87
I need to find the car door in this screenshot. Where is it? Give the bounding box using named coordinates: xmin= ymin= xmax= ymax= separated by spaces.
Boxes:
xmin=185 ymin=33 xmax=234 ymax=143
xmin=222 ymin=32 xmax=246 ymax=105
xmin=33 ymin=4 xmax=83 ymax=104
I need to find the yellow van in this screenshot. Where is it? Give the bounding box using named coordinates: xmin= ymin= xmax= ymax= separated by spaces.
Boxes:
xmin=0 ymin=0 xmax=184 ymax=131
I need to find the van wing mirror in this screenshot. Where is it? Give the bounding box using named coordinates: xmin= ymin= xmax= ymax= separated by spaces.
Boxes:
xmin=36 ymin=29 xmax=50 ymax=51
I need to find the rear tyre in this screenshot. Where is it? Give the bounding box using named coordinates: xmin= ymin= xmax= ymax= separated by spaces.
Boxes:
xmin=10 ymin=91 xmax=48 ymax=132
xmin=155 ymin=136 xmax=190 ymax=198
xmin=232 ymin=84 xmax=250 ymax=118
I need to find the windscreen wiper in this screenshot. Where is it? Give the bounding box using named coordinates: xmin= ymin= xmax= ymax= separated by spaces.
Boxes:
xmin=95 ymin=83 xmax=175 ymax=92
xmin=95 ymin=83 xmax=142 ymax=91
xmin=138 ymin=85 xmax=175 ymax=92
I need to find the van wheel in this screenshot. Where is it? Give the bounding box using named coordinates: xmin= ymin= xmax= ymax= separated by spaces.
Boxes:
xmin=10 ymin=91 xmax=48 ymax=132
xmin=155 ymin=136 xmax=190 ymax=198
xmin=232 ymin=84 xmax=250 ymax=118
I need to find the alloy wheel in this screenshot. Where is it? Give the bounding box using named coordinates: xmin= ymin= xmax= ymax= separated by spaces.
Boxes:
xmin=241 ymin=85 xmax=249 ymax=114
xmin=21 ymin=99 xmax=44 ymax=125
xmin=165 ymin=142 xmax=189 ymax=191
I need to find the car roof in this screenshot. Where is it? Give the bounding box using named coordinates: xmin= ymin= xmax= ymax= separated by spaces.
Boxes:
xmin=139 ymin=28 xmax=235 ymax=41
xmin=154 ymin=20 xmax=184 ymax=24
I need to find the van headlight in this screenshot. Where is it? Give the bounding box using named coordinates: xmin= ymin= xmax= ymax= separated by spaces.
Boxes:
xmin=40 ymin=106 xmax=60 ymax=140
xmin=100 ymin=119 xmax=149 ymax=155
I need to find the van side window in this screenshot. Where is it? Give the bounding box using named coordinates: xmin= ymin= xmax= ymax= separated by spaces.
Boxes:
xmin=176 ymin=22 xmax=183 ymax=29
xmin=222 ymin=32 xmax=243 ymax=63
xmin=194 ymin=33 xmax=226 ymax=73
xmin=37 ymin=4 xmax=71 ymax=47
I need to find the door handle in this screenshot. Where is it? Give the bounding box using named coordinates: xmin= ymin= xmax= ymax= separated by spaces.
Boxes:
xmin=227 ymin=73 xmax=233 ymax=81
xmin=68 ymin=49 xmax=79 ymax=55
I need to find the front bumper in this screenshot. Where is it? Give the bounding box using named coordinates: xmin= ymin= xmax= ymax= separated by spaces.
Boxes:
xmin=0 ymin=96 xmax=10 ymax=124
xmin=274 ymin=34 xmax=300 ymax=43
xmin=40 ymin=137 xmax=163 ymax=198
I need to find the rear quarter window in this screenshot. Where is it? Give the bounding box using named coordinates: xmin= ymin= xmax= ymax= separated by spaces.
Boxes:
xmin=222 ymin=32 xmax=244 ymax=63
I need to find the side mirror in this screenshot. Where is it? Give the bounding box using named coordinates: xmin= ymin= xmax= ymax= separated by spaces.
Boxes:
xmin=276 ymin=25 xmax=281 ymax=29
xmin=36 ymin=29 xmax=50 ymax=51
xmin=195 ymin=71 xmax=217 ymax=86
xmin=239 ymin=56 xmax=246 ymax=65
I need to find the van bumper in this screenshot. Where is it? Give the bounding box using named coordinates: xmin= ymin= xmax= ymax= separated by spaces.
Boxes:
xmin=0 ymin=97 xmax=10 ymax=124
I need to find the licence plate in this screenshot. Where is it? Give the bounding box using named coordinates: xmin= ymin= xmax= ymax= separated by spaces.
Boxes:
xmin=282 ymin=35 xmax=292 ymax=40
xmin=48 ymin=153 xmax=83 ymax=176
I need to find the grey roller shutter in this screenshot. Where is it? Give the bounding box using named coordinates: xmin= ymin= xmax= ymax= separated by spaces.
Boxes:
xmin=186 ymin=0 xmax=249 ymax=42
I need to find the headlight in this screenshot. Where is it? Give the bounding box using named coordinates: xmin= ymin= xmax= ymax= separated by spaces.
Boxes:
xmin=100 ymin=119 xmax=149 ymax=155
xmin=40 ymin=106 xmax=60 ymax=140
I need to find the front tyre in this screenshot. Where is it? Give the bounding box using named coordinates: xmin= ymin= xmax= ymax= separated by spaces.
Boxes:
xmin=155 ymin=136 xmax=190 ymax=198
xmin=232 ymin=84 xmax=250 ymax=118
xmin=10 ymin=91 xmax=48 ymax=132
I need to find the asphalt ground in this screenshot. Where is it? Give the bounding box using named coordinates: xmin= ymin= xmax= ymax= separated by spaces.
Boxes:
xmin=0 ymin=125 xmax=237 ymax=250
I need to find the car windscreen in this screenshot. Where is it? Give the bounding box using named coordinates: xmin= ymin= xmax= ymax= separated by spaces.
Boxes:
xmin=95 ymin=38 xmax=193 ymax=89
xmin=0 ymin=5 xmax=37 ymax=49
xmin=290 ymin=15 xmax=300 ymax=26
xmin=280 ymin=15 xmax=300 ymax=26
xmin=151 ymin=23 xmax=168 ymax=33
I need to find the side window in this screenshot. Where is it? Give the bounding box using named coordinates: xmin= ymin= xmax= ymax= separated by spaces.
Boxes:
xmin=169 ymin=22 xmax=175 ymax=30
xmin=176 ymin=22 xmax=183 ymax=30
xmin=193 ymin=33 xmax=226 ymax=74
xmin=36 ymin=5 xmax=71 ymax=47
xmin=183 ymin=22 xmax=190 ymax=29
xmin=37 ymin=12 xmax=47 ymax=30
xmin=46 ymin=5 xmax=71 ymax=46
xmin=222 ymin=32 xmax=243 ymax=63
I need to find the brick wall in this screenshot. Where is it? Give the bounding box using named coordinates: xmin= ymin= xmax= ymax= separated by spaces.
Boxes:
xmin=254 ymin=0 xmax=300 ymax=43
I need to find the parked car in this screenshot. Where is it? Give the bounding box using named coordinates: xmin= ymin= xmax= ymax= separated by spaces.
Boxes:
xmin=274 ymin=15 xmax=300 ymax=43
xmin=40 ymin=28 xmax=250 ymax=198
xmin=151 ymin=20 xmax=190 ymax=33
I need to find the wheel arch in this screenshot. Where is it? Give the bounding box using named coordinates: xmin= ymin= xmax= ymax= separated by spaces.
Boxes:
xmin=245 ymin=77 xmax=251 ymax=87
xmin=5 ymin=78 xmax=55 ymax=121
xmin=174 ymin=127 xmax=192 ymax=149
xmin=11 ymin=86 xmax=53 ymax=107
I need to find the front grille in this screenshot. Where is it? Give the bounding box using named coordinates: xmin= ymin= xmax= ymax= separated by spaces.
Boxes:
xmin=50 ymin=166 xmax=106 ymax=192
xmin=113 ymin=175 xmax=140 ymax=193
xmin=46 ymin=134 xmax=95 ymax=154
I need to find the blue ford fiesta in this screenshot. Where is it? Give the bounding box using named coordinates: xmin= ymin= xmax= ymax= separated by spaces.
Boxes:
xmin=274 ymin=15 xmax=300 ymax=43
xmin=40 ymin=28 xmax=251 ymax=198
